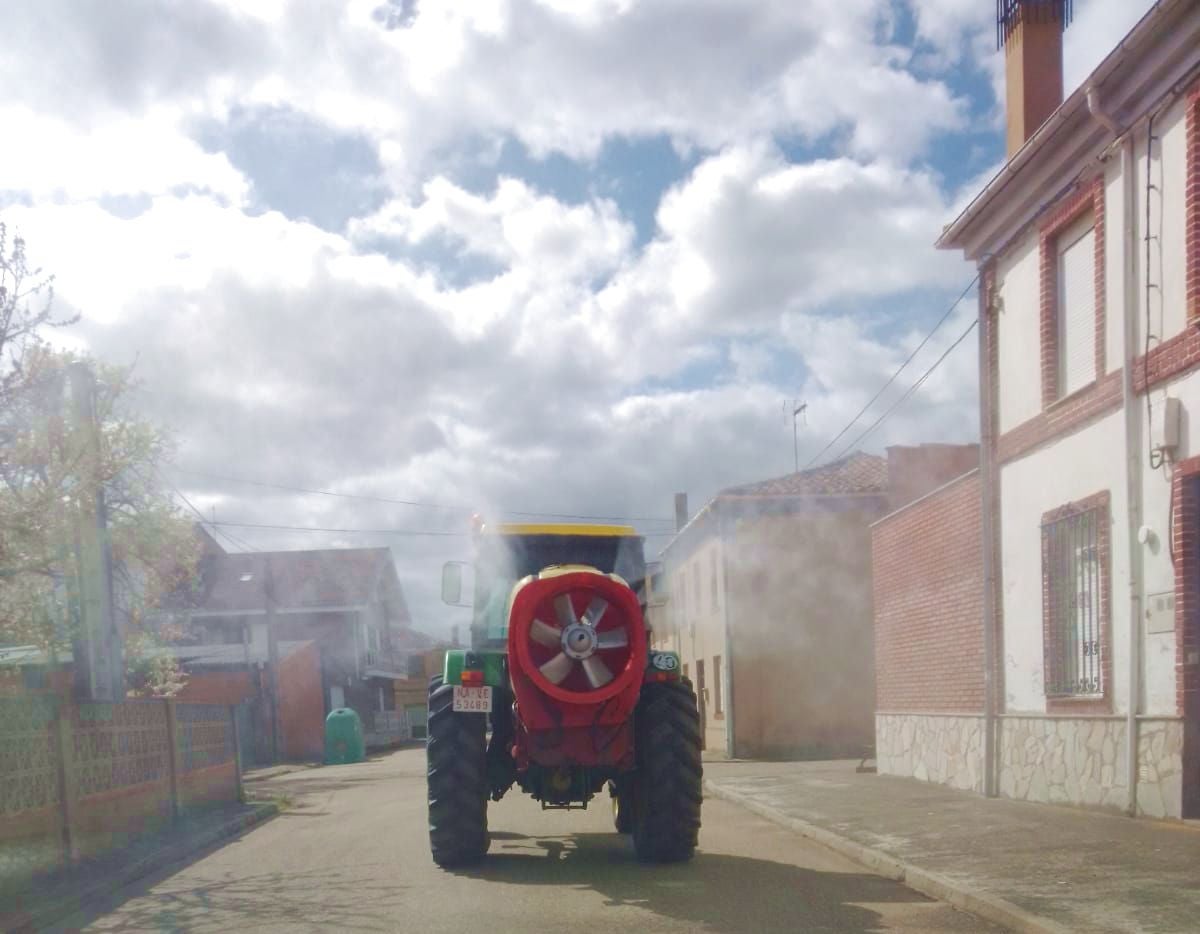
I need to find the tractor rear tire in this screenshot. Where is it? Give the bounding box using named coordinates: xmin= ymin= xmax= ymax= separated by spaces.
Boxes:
xmin=631 ymin=679 xmax=703 ymax=863
xmin=427 ymin=681 xmax=489 ymax=868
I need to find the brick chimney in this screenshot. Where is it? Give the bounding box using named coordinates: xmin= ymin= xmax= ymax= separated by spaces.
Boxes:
xmin=998 ymin=0 xmax=1072 ymax=157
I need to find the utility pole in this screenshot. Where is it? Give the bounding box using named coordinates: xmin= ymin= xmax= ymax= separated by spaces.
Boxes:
xmin=68 ymin=363 xmax=123 ymax=701
xmin=264 ymin=555 xmax=283 ymax=763
xmin=786 ymin=401 xmax=807 ymax=473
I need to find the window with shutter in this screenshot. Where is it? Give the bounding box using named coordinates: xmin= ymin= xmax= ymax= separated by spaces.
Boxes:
xmin=1056 ymin=215 xmax=1096 ymax=398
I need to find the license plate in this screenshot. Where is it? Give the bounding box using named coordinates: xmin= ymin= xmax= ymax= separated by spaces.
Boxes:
xmin=452 ymin=685 xmax=493 ymax=713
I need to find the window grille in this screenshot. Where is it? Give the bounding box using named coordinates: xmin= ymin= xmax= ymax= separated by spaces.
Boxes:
xmin=1042 ymin=506 xmax=1103 ymax=697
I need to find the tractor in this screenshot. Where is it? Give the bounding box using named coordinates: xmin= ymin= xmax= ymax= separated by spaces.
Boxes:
xmin=429 ymin=522 xmax=702 ymax=867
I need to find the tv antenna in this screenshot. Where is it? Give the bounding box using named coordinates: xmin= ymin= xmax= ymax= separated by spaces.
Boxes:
xmin=784 ymin=400 xmax=807 ymax=473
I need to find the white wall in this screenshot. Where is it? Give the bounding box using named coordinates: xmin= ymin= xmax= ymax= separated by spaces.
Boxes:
xmin=999 ymin=409 xmax=1130 ymax=713
xmin=665 ymin=534 xmax=729 ymax=755
xmin=1133 ymin=95 xmax=1190 ymax=349
xmin=996 ymin=236 xmax=1043 ymax=433
xmin=995 ymin=90 xmax=1193 ymax=721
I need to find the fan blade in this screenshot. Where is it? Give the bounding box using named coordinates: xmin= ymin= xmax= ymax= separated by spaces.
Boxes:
xmin=596 ymin=629 xmax=628 ymax=649
xmin=581 ymin=656 xmax=613 ymax=688
xmin=540 ymin=652 xmax=574 ymax=685
xmin=554 ymin=594 xmax=579 ymax=627
xmin=530 ymin=619 xmax=562 ymax=648
xmin=582 ymin=597 xmax=608 ymax=627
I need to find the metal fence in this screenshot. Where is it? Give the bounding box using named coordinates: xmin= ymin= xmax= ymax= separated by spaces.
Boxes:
xmin=368 ymin=709 xmax=412 ymax=745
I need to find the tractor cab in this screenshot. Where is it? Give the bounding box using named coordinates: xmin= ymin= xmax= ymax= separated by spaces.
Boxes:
xmin=443 ymin=523 xmax=647 ymax=649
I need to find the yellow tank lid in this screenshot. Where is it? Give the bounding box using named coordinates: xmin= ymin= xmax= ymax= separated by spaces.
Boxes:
xmin=484 ymin=522 xmax=639 ymax=537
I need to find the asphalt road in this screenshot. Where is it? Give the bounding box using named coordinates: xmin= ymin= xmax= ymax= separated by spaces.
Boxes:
xmin=60 ymin=748 xmax=1002 ymax=933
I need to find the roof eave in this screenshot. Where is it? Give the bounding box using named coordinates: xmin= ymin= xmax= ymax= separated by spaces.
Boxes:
xmin=937 ymin=0 xmax=1188 ymax=258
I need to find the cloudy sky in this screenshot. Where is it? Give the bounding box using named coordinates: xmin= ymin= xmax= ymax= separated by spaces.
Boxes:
xmin=1 ymin=0 xmax=1154 ymax=636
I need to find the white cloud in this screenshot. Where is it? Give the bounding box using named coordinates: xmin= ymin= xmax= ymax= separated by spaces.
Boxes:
xmin=0 ymin=0 xmax=993 ymax=632
xmin=0 ymin=106 xmax=248 ymax=205
xmin=599 ymin=144 xmax=967 ymax=340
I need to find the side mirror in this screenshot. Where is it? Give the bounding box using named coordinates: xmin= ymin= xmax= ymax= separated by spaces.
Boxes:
xmin=441 ymin=561 xmax=470 ymax=606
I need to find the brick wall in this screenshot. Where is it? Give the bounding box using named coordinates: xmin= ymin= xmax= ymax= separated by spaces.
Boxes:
xmin=885 ymin=443 xmax=980 ymax=513
xmin=175 ymin=671 xmax=254 ymax=706
xmin=873 ymin=471 xmax=985 ymax=713
xmin=1172 ymin=456 xmax=1200 ymax=818
xmin=1187 ymin=82 xmax=1199 ymax=324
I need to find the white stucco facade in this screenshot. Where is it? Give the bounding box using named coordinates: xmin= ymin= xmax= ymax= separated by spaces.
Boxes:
xmin=929 ymin=2 xmax=1200 ymax=819
xmin=987 ymin=94 xmax=1194 ymax=816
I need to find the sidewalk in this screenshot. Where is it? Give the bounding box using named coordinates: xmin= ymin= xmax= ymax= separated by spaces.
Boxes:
xmin=0 ymin=802 xmax=278 ymax=933
xmin=704 ymin=759 xmax=1200 ymax=934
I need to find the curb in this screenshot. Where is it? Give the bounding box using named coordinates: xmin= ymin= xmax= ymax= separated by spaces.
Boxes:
xmin=15 ymin=802 xmax=279 ymax=933
xmin=704 ymin=780 xmax=1071 ymax=934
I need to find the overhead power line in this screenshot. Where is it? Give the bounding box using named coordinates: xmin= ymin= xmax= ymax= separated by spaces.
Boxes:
xmin=206 ymin=519 xmax=675 ymax=539
xmin=803 ymin=275 xmax=980 ymax=470
xmin=208 ymin=521 xmax=468 ymax=536
xmin=829 ymin=317 xmax=979 ymax=463
xmin=173 ymin=467 xmax=676 ymax=526
xmin=160 ymin=472 xmax=261 ymax=552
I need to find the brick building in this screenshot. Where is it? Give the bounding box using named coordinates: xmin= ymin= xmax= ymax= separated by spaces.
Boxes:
xmin=656 ymin=445 xmax=974 ymax=759
xmin=920 ymin=0 xmax=1200 ymax=818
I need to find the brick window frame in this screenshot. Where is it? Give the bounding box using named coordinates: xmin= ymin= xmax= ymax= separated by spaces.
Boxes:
xmin=1132 ymin=83 xmax=1200 ymax=390
xmin=1188 ymin=82 xmax=1200 ymax=325
xmin=1039 ymin=177 xmax=1106 ymax=408
xmin=1041 ymin=490 xmax=1112 ymax=714
xmin=1172 ymin=457 xmax=1200 ymax=817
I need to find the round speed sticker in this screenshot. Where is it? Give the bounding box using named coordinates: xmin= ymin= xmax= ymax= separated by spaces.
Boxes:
xmin=651 ymin=653 xmax=679 ymax=671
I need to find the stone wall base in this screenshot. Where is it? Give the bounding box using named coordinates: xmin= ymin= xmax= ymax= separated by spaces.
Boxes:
xmin=999 ymin=716 xmax=1184 ymax=819
xmin=876 ymin=713 xmax=985 ymax=793
xmin=876 ymin=713 xmax=1186 ymax=818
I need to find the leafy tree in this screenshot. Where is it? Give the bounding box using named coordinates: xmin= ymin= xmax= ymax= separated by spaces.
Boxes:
xmin=0 ymin=222 xmax=199 ymax=696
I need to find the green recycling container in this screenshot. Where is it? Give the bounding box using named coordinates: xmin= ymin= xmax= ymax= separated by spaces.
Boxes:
xmin=324 ymin=707 xmax=365 ymax=765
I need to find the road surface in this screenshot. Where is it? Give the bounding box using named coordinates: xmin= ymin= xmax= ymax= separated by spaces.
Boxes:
xmin=60 ymin=748 xmax=1001 ymax=933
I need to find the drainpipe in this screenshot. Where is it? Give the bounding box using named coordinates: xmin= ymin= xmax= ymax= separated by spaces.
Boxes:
xmin=979 ymin=274 xmax=998 ymax=798
xmin=1091 ymin=84 xmax=1144 ymax=814
xmin=1086 ymin=87 xmax=1120 ymax=135
xmin=1120 ymin=127 xmax=1144 ymax=816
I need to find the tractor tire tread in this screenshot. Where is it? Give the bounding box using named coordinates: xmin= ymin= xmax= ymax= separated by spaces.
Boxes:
xmin=632 ymin=679 xmax=703 ymax=863
xmin=427 ymin=682 xmax=489 ymax=867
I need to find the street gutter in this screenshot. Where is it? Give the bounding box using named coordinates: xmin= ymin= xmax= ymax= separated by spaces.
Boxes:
xmin=704 ymin=779 xmax=1070 ymax=934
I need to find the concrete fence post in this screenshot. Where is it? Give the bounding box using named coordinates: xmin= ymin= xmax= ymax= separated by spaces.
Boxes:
xmin=52 ymin=694 xmax=79 ymax=863
xmin=231 ymin=705 xmax=245 ymax=804
xmin=164 ymin=698 xmax=181 ymax=821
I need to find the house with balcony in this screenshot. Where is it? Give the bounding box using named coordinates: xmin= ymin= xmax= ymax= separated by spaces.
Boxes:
xmin=183 ymin=540 xmax=419 ymax=759
xmin=925 ymin=0 xmax=1200 ymax=818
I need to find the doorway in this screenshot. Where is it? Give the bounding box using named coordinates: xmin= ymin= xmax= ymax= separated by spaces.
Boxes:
xmin=695 ymin=659 xmax=707 ymax=750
